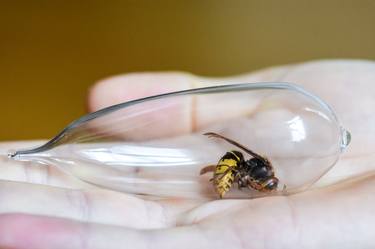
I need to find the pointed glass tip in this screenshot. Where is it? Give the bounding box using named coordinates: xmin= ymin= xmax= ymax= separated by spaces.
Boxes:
xmin=0 ymin=149 xmax=14 ymax=158
xmin=340 ymin=127 xmax=351 ymax=151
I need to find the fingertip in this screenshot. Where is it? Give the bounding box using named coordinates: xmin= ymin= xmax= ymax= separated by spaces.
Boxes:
xmin=87 ymin=72 xmax=196 ymax=112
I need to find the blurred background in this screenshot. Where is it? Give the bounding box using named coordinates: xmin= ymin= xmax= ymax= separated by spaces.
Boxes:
xmin=1 ymin=0 xmax=374 ymax=140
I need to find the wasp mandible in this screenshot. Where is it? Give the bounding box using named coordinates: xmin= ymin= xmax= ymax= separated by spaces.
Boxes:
xmin=200 ymin=132 xmax=281 ymax=198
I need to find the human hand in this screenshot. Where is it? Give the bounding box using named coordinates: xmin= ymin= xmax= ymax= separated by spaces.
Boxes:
xmin=1 ymin=59 xmax=374 ymax=249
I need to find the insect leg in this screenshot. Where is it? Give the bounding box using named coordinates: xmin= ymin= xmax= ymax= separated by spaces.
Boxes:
xmin=200 ymin=164 xmax=232 ymax=181
xmin=247 ymin=178 xmax=263 ymax=191
xmin=200 ymin=165 xmax=216 ymax=175
xmin=233 ymin=173 xmax=243 ymax=190
xmin=215 ymin=163 xmax=238 ymax=176
xmin=215 ymin=167 xmax=234 ymax=181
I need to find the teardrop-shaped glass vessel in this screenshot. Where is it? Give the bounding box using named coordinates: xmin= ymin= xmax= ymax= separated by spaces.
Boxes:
xmin=9 ymin=83 xmax=350 ymax=199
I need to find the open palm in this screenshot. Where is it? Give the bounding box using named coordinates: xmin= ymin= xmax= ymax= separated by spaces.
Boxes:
xmin=1 ymin=60 xmax=374 ymax=249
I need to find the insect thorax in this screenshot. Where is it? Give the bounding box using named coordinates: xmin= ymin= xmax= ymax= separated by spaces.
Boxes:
xmin=245 ymin=158 xmax=274 ymax=180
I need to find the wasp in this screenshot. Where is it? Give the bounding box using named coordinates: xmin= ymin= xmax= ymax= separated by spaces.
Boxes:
xmin=200 ymin=132 xmax=281 ymax=198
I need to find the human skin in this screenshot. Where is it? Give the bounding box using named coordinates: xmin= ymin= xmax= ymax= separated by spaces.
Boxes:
xmin=0 ymin=59 xmax=374 ymax=249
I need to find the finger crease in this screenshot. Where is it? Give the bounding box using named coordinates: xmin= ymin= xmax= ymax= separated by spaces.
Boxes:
xmin=283 ymin=196 xmax=301 ymax=247
xmin=65 ymin=189 xmax=92 ymax=222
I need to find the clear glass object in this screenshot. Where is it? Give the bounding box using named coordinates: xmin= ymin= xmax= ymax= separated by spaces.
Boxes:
xmin=8 ymin=83 xmax=351 ymax=199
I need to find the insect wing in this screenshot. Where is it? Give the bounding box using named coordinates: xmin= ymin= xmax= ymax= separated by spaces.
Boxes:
xmin=204 ymin=132 xmax=267 ymax=162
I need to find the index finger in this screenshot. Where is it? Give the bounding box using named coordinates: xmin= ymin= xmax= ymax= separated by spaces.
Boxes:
xmin=87 ymin=70 xmax=290 ymax=139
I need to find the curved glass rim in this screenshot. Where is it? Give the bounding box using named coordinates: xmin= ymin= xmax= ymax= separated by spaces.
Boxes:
xmin=10 ymin=82 xmax=338 ymax=157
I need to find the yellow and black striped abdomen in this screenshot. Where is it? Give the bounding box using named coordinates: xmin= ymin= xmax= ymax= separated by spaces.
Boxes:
xmin=213 ymin=151 xmax=243 ymax=198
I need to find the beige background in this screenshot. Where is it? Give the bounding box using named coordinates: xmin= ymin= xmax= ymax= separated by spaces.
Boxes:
xmin=1 ymin=0 xmax=374 ymax=140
